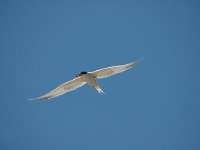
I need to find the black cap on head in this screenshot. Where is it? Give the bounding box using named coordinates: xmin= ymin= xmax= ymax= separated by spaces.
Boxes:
xmin=80 ymin=71 xmax=87 ymax=74
xmin=76 ymin=71 xmax=87 ymax=77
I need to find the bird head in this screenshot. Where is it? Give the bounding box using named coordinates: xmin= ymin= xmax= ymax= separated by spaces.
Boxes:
xmin=76 ymin=71 xmax=87 ymax=77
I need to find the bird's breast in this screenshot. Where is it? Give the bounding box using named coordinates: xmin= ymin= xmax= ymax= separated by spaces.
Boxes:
xmin=81 ymin=74 xmax=97 ymax=86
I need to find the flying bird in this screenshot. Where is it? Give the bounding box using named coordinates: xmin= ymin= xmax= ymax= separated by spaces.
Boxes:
xmin=32 ymin=58 xmax=143 ymax=100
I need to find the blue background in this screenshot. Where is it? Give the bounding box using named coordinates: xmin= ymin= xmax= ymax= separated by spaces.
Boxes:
xmin=1 ymin=0 xmax=200 ymax=149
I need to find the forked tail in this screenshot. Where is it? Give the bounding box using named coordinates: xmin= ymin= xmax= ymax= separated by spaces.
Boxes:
xmin=95 ymin=85 xmax=105 ymax=94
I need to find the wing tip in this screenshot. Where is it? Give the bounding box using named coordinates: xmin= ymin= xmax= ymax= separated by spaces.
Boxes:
xmin=28 ymin=98 xmax=44 ymax=101
xmin=28 ymin=98 xmax=35 ymax=101
xmin=28 ymin=96 xmax=52 ymax=101
xmin=139 ymin=57 xmax=144 ymax=61
xmin=132 ymin=57 xmax=144 ymax=66
xmin=136 ymin=57 xmax=144 ymax=63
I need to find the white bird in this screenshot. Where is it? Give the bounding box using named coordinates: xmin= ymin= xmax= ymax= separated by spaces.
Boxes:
xmin=32 ymin=58 xmax=143 ymax=100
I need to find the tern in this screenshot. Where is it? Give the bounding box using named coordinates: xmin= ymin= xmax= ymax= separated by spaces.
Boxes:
xmin=32 ymin=58 xmax=143 ymax=100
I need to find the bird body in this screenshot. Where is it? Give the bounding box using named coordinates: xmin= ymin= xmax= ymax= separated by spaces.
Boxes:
xmin=80 ymin=73 xmax=104 ymax=94
xmin=31 ymin=58 xmax=143 ymax=100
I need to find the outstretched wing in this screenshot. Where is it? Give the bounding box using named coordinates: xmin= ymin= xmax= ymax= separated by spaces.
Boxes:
xmin=32 ymin=77 xmax=86 ymax=100
xmin=90 ymin=58 xmax=143 ymax=79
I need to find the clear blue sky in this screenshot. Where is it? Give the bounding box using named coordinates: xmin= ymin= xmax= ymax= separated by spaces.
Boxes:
xmin=1 ymin=0 xmax=200 ymax=149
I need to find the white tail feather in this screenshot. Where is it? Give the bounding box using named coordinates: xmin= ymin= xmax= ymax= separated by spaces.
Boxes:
xmin=96 ymin=86 xmax=105 ymax=94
